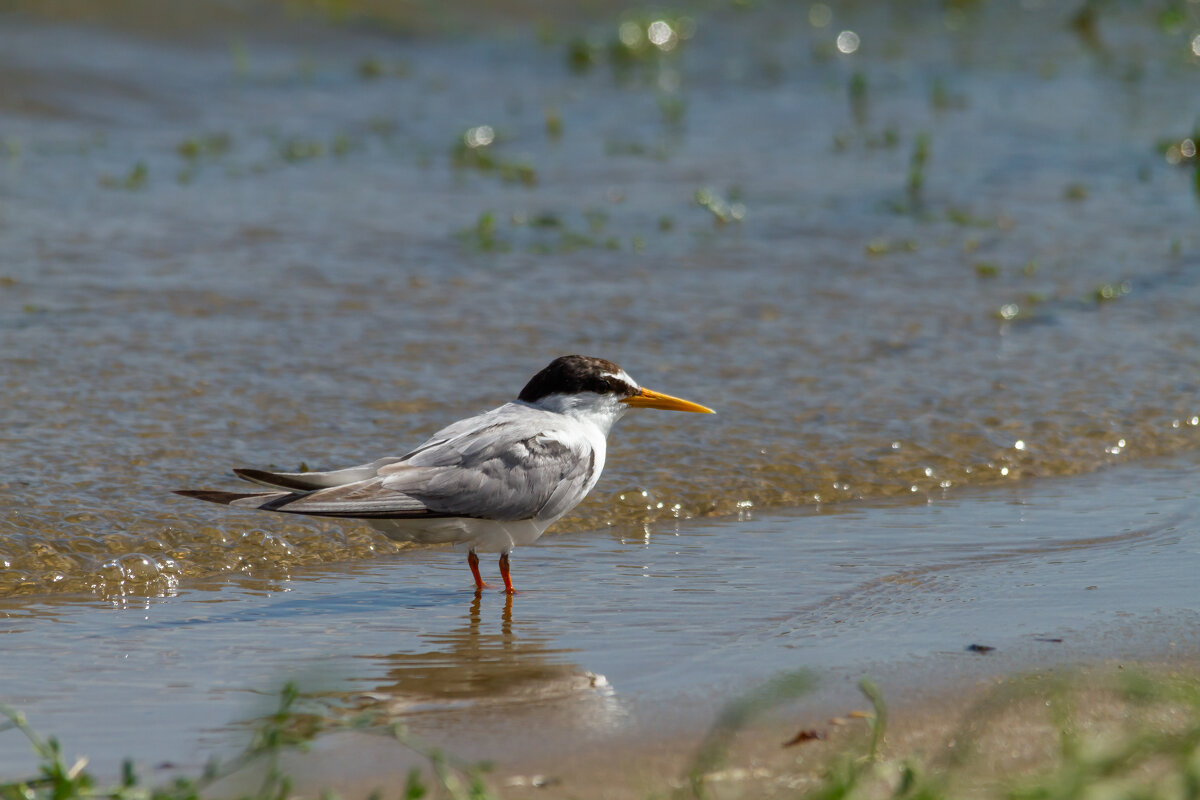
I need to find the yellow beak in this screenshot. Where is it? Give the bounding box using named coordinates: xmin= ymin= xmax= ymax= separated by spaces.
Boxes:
xmin=620 ymin=387 xmax=715 ymax=414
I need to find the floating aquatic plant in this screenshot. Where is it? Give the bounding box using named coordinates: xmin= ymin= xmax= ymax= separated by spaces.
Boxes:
xmin=98 ymin=161 xmax=147 ymax=191
xmin=177 ymin=133 xmax=231 ymax=161
xmin=1064 ymin=182 xmax=1089 ymax=201
xmin=848 ymin=70 xmax=868 ymax=124
xmin=564 ymin=12 xmax=695 ymax=78
xmin=1093 ymin=280 xmax=1132 ymax=303
xmin=356 ymin=56 xmax=409 ymax=80
xmin=695 ymin=188 xmax=745 ymax=225
xmin=907 ymin=132 xmax=930 ymax=205
xmin=451 ymin=126 xmax=537 ymax=186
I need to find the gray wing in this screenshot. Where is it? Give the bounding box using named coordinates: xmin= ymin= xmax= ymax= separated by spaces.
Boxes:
xmin=377 ymin=419 xmax=598 ymax=521
xmin=233 ymin=458 xmax=406 ymax=491
xmin=231 ymin=406 xmax=515 ymax=491
xmin=226 ymin=404 xmax=600 ymax=522
xmin=227 ymin=478 xmax=443 ymax=518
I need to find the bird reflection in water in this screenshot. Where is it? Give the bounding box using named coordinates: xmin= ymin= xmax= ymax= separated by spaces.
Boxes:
xmin=345 ymin=594 xmax=615 ymax=717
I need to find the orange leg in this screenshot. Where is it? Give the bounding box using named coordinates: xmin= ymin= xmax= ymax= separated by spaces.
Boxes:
xmin=499 ymin=552 xmax=516 ymax=594
xmin=468 ymin=550 xmax=490 ymax=591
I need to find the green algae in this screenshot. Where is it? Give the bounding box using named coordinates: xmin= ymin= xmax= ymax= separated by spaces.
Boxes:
xmin=98 ymin=161 xmax=148 ymax=190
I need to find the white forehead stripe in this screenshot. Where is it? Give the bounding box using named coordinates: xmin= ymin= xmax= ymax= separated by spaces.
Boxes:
xmin=601 ymin=369 xmax=638 ymax=389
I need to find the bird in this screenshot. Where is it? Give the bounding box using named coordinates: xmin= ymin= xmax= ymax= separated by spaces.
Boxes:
xmin=175 ymin=355 xmax=714 ymax=593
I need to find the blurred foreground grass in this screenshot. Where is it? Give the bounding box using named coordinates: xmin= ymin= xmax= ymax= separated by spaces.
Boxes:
xmin=3 ymin=665 xmax=1199 ymax=800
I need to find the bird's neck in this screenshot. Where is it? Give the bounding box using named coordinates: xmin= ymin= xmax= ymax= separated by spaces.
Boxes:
xmin=519 ymin=393 xmax=628 ymax=437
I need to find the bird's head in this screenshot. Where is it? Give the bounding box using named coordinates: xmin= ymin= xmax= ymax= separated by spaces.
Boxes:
xmin=518 ymin=355 xmax=713 ymax=432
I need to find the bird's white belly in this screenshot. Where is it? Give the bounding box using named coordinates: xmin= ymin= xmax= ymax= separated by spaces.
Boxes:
xmin=368 ymin=517 xmax=550 ymax=553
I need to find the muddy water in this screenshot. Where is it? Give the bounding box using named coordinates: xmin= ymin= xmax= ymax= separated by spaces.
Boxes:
xmin=1 ymin=0 xmax=1199 ymax=779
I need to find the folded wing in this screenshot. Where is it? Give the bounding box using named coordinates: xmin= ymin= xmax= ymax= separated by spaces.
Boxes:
xmin=379 ymin=422 xmax=596 ymax=521
xmin=178 ymin=404 xmax=599 ymax=523
xmin=232 ymin=457 xmax=407 ymax=491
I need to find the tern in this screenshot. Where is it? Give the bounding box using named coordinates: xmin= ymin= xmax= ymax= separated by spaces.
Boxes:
xmin=175 ymin=355 xmax=714 ymax=593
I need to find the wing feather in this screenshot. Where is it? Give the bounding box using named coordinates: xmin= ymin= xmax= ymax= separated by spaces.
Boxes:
xmin=180 ymin=403 xmax=601 ymax=523
xmin=262 ymin=479 xmax=444 ymax=518
xmin=378 ymin=409 xmax=599 ymax=521
xmin=234 ymin=458 xmax=406 ymax=490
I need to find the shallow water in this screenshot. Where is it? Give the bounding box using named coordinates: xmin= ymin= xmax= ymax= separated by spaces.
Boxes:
xmin=1 ymin=0 xmax=1200 ymax=779
xmin=2 ymin=452 xmax=1198 ymax=777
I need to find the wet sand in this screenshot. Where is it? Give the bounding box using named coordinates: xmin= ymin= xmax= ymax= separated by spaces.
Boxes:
xmin=497 ymin=658 xmax=1200 ymax=799
xmin=239 ymin=653 xmax=1200 ymax=800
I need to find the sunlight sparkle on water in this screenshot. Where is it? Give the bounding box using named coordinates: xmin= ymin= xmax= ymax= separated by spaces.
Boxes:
xmin=1164 ymin=139 xmax=1194 ymax=165
xmin=1192 ymin=34 xmax=1200 ymax=57
xmin=647 ymin=20 xmax=677 ymax=51
xmin=837 ymin=30 xmax=860 ymax=54
xmin=464 ymin=125 xmax=494 ymax=148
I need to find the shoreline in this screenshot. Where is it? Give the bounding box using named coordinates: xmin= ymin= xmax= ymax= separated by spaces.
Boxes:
xmin=258 ymin=645 xmax=1200 ymax=799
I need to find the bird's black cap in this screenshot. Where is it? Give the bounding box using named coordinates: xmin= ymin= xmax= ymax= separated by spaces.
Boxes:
xmin=518 ymin=355 xmax=638 ymax=404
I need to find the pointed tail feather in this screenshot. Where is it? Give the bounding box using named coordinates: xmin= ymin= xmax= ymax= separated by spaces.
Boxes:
xmin=173 ymin=489 xmax=294 ymax=510
xmin=174 ymin=481 xmax=443 ymax=519
xmin=232 ymin=461 xmax=399 ymax=491
xmin=233 ymin=469 xmax=325 ymax=491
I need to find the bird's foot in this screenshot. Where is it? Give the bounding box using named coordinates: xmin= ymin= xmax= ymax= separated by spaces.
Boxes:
xmin=499 ymin=552 xmax=516 ymax=594
xmin=468 ymin=551 xmax=491 ymax=591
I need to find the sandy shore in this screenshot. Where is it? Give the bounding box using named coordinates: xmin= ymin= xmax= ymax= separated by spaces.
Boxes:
xmin=245 ymin=649 xmax=1200 ymax=800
